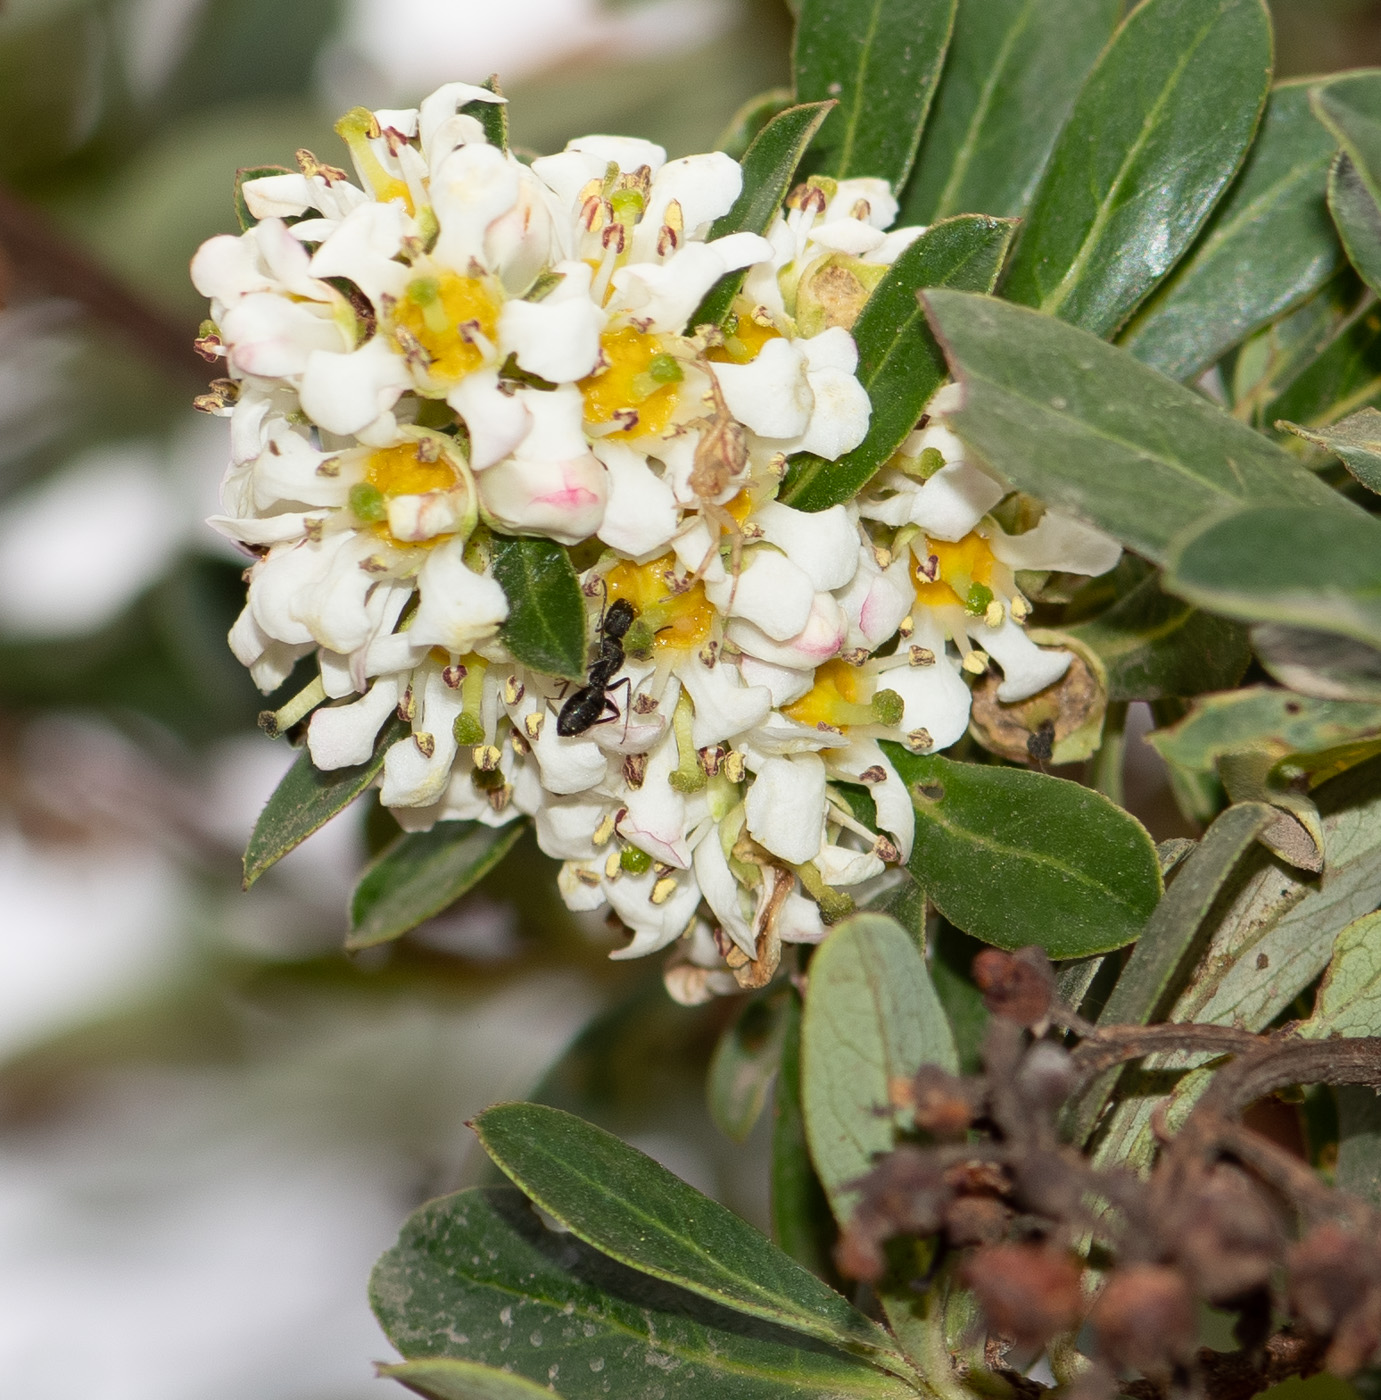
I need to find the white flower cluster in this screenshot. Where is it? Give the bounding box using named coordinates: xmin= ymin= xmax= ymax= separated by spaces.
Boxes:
xmin=194 ymin=83 xmax=1121 ymax=999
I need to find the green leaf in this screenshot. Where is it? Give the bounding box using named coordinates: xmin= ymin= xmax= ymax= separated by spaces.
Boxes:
xmin=242 ymin=718 xmax=405 ymax=887
xmin=347 ymin=819 xmax=527 ymax=950
xmin=770 ymin=990 xmax=836 ymax=1279
xmin=923 ymin=289 xmax=1359 ymax=561
xmin=779 ymin=215 xmax=1016 ymax=512
xmin=372 ymin=1187 xmax=913 ymax=1400
xmin=1263 ymin=289 xmax=1381 ymax=431
xmin=1328 ymin=152 xmax=1381 ymax=297
xmin=378 ymin=1359 xmax=559 ymax=1400
xmin=1251 ymin=624 xmax=1381 ymax=704
xmin=1303 ymin=909 xmax=1381 ymax=1038
xmin=707 ymin=987 xmax=790 ymax=1144
xmin=1003 ymin=0 xmax=1273 ymax=338
xmin=1064 ymin=567 xmax=1252 ymax=701
xmin=1312 ymin=73 xmax=1381 ymax=210
xmin=1165 ymin=504 xmax=1381 ymax=652
xmin=234 ymin=164 xmax=293 ymax=231
xmin=1337 ymin=1084 xmax=1381 ymax=1207
xmin=460 ymin=77 xmax=507 ymax=151
xmin=1280 ymin=406 xmax=1381 ymax=494
xmin=715 ymin=87 xmax=795 ymax=160
xmin=692 ymin=101 xmax=834 ymax=330
xmin=472 ymin=1104 xmax=906 ymax=1370
xmin=490 ymin=535 xmax=586 ymax=681
xmin=902 ymin=0 xmax=1121 ymax=223
xmin=800 ymin=912 xmax=957 ymax=1223
xmin=793 ymin=0 xmax=957 ymax=188
xmin=883 ymin=745 xmax=1162 ymax=957
xmin=1148 ymin=687 xmax=1381 ymax=773
xmin=1120 ymin=80 xmax=1343 ymax=382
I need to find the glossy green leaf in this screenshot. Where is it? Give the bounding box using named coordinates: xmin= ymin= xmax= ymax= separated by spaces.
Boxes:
xmin=923 ymin=289 xmax=1359 ymax=561
xmin=801 ymin=913 xmax=956 ymax=1224
xmin=1303 ymin=910 xmax=1381 ymax=1038
xmin=347 ymin=819 xmax=526 ymax=950
xmin=1252 ymin=624 xmax=1381 ymax=703
xmin=770 ymin=990 xmax=836 ymax=1279
xmin=1003 ymin=0 xmax=1272 ymax=338
xmin=372 ymin=1187 xmax=913 ymax=1400
xmin=716 ymin=88 xmax=796 ymax=161
xmin=693 ymin=101 xmax=834 ymax=329
xmin=1328 ymin=152 xmax=1381 ymax=297
xmin=1279 ymin=406 xmax=1381 ymax=494
xmin=793 ymin=0 xmax=957 ymax=188
xmin=779 ymin=215 xmax=1015 ymax=512
xmin=378 ymin=1359 xmax=559 ymax=1400
xmin=242 ymin=718 xmax=405 ymax=887
xmin=903 ymin=0 xmax=1120 ymax=223
xmin=1064 ymin=568 xmax=1252 ymax=701
xmin=1148 ymin=687 xmax=1381 ymax=772
xmin=1312 ymin=73 xmax=1381 ymax=207
xmin=1165 ymin=504 xmax=1381 ymax=652
xmin=460 ymin=77 xmax=507 ymax=151
xmin=491 ymin=535 xmax=586 ymax=681
xmin=473 ymin=1104 xmax=905 ymax=1370
xmin=708 ymin=987 xmax=790 ymax=1144
xmin=1264 ymin=289 xmax=1381 ymax=431
xmin=234 ymin=164 xmax=292 ymax=231
xmin=884 ymin=745 xmax=1162 ymax=956
xmin=1120 ymin=81 xmax=1343 ymax=382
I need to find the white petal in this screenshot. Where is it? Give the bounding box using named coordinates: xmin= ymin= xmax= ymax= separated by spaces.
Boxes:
xmin=253 ymin=218 xmax=323 ymax=296
xmin=828 ymin=737 xmax=914 ymax=861
xmin=380 ymin=668 xmax=464 ymax=807
xmin=884 ymin=649 xmax=973 ymax=751
xmin=706 ymin=548 xmax=815 ymax=640
xmin=607 ymin=868 xmax=701 ymax=960
xmin=486 ymin=164 xmax=559 ymax=292
xmin=677 ymin=655 xmax=773 ymax=749
xmin=223 ymin=294 xmax=345 ymax=378
xmin=816 ymin=842 xmax=884 ymax=886
xmin=988 ymin=511 xmax=1122 ymax=576
xmin=800 ymin=325 xmax=859 ymax=374
xmin=408 ymin=545 xmax=509 ymax=654
xmin=837 ymin=546 xmax=911 ymax=650
xmin=910 ymin=461 xmax=1006 ymax=541
xmin=250 ymin=640 xmax=312 ymax=692
xmin=727 ymin=592 xmax=847 ymax=670
xmin=299 ymin=336 xmax=412 ymax=437
xmin=242 ymin=173 xmax=316 ymax=219
xmin=976 ymin=614 xmax=1072 ymax=702
xmin=745 ymin=752 xmax=826 ymax=865
xmin=558 ymin=862 xmax=609 ymax=913
xmin=307 ymin=676 xmax=400 ymax=769
xmin=535 ymin=798 xmax=606 ymax=862
xmin=295 ymin=532 xmax=382 ymax=654
xmin=447 ymin=370 xmax=533 ymax=471
xmin=791 ymin=365 xmax=871 ymax=460
xmin=826 ymin=178 xmax=898 ymax=229
xmin=737 ymin=653 xmax=814 ymax=707
xmin=694 ymin=832 xmax=755 ymax=957
xmin=632 ymin=151 xmax=743 ymax=260
xmin=386 ymin=488 xmax=469 ymax=543
xmin=207 ymin=511 xmax=319 ymax=545
xmin=498 ymin=260 xmax=603 ymax=382
xmin=419 ymin=81 xmax=502 ymax=154
xmin=531 ymin=721 xmax=608 ymax=796
xmin=617 ymin=740 xmax=690 ymax=868
xmin=670 ymin=513 xmax=727 ymax=585
xmin=249 ymin=424 xmax=342 ymax=510
xmin=808 ymin=220 xmax=887 ymax=255
xmin=754 ymin=500 xmax=858 ymax=591
xmin=594 ymin=441 xmax=680 ymax=558
xmin=478 ymin=452 xmax=607 ymax=545
xmin=309 ymin=202 xmax=409 ymax=306
xmin=529 ymin=149 xmax=606 ymax=212
xmin=568 ymin=134 xmax=666 ymax=176
xmin=610 ymin=235 xmax=770 ymax=334
xmin=863 ymin=226 xmax=926 ymax=266
xmin=190 ymin=234 xmax=268 ymax=302
xmin=775 ymin=887 xmax=826 ymax=944
xmin=712 ymin=338 xmax=812 ymax=439
xmin=431 ymin=142 xmax=520 ymax=272
xmin=247 ymin=539 xmax=332 ymax=646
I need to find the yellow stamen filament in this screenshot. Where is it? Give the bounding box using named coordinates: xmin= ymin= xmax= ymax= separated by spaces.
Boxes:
xmin=334 ymin=108 xmax=414 ymax=211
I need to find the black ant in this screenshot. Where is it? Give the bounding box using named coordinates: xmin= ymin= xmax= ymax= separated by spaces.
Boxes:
xmin=557 ymin=598 xmax=637 ymax=736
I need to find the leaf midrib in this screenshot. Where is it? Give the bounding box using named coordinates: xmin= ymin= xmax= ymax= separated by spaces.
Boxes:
xmin=483 ymin=1129 xmax=902 ymax=1363
xmin=932 ymin=0 xmax=1037 ymax=219
xmin=1040 ymin=0 xmax=1234 ymax=319
xmin=831 ymin=0 xmax=889 ymax=178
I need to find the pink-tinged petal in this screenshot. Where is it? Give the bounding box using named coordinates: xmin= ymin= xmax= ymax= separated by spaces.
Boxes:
xmin=728 ymin=592 xmax=847 ymax=670
xmin=617 ymin=740 xmax=690 ymax=869
xmin=478 ymin=453 xmax=608 ymax=544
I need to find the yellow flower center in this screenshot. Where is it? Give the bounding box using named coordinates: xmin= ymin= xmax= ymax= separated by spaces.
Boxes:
xmin=366 ymin=442 xmax=458 ymax=497
xmin=390 ymin=272 xmax=501 ymax=386
xmin=707 ymin=302 xmax=781 ymax=365
xmin=581 ymin=326 xmax=681 ymax=439
xmin=911 ymin=532 xmax=997 ymax=612
xmin=782 ymin=658 xmax=873 ymax=730
xmin=604 ymin=554 xmax=714 ymax=655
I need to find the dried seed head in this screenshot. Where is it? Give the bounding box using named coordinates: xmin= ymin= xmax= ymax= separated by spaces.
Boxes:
xmin=1288 ymin=1224 xmax=1381 ymax=1374
xmin=972 ymin=946 xmax=1055 ymax=1027
xmin=943 ymin=1195 xmax=1011 ymax=1249
xmin=1171 ymin=1164 xmax=1283 ymax=1304
xmin=1090 ymin=1264 xmax=1196 ymax=1380
xmin=962 ymin=1243 xmax=1084 ymax=1349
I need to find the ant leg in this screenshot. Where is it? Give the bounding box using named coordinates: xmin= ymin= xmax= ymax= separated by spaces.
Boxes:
xmin=597 ymin=676 xmax=634 ymax=734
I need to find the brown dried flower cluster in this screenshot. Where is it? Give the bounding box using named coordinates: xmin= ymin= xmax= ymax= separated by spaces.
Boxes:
xmin=838 ymin=947 xmax=1381 ymax=1398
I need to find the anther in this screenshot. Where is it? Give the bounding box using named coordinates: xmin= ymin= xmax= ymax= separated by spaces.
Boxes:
xmin=574 ymin=865 xmax=601 ymax=888
xmin=632 ymin=693 xmax=659 ymax=715
xmin=623 ymin=753 xmax=648 ymax=789
xmin=592 ymin=812 xmax=617 ymax=847
xmin=1010 ymin=594 xmax=1032 ymax=622
xmin=859 ymin=765 xmax=887 ymax=784
xmin=473 ymin=744 xmax=502 ymax=771
xmin=910 ymin=646 xmax=936 ymax=667
xmin=398 ymin=687 xmax=416 ymax=722
xmin=604 ymin=849 xmax=622 ymax=880
xmin=722 ymin=750 xmax=746 ymax=783
xmin=917 ymin=553 xmax=940 ymax=581
xmin=650 ymin=876 xmax=677 ymax=906
xmin=899 ymin=615 xmax=915 ymax=639
xmin=984 ymin=600 xmax=1005 ymax=628
xmin=502 ymin=675 xmax=524 ymax=706
xmin=442 ymin=664 xmax=467 ymax=689
xmin=962 ymin=650 xmax=990 ymax=676
xmin=508 ymin=726 xmax=530 ymax=757
xmin=841 ymin=647 xmax=870 ymax=667
xmin=905 ymin=728 xmax=935 ymax=753
xmin=873 ymin=836 xmax=901 ymax=863
xmin=524 ymin=711 xmax=545 ymax=740
xmin=414 ymin=731 xmax=436 ymax=758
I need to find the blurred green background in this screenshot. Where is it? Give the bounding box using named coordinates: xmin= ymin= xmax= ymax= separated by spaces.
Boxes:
xmin=0 ymin=1 xmax=1373 ymax=1396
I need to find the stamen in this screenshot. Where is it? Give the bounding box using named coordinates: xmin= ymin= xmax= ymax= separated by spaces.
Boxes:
xmin=668 ymin=691 xmax=707 ymax=793
xmin=592 ymin=812 xmax=617 ymax=847
xmin=257 ymin=675 xmax=326 ymax=738
xmin=414 ymin=731 xmax=436 ymax=758
xmin=650 ymin=876 xmax=677 ymax=905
